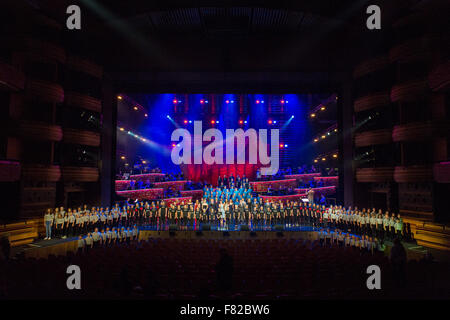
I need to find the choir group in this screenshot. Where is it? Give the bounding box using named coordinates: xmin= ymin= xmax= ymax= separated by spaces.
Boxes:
xmin=43 ymin=185 xmax=406 ymax=247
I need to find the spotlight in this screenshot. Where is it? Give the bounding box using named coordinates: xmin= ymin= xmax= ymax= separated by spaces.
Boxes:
xmin=133 ymin=106 xmax=138 ymax=110
xmin=268 ymin=120 xmax=272 ymax=124
xmin=239 ymin=120 xmax=243 ymax=124
xmin=166 ymin=115 xmax=170 ymax=119
xmin=314 ymin=138 xmax=318 ymax=142
xmin=142 ymin=138 xmax=147 ymax=142
xmin=334 ymin=128 xmax=338 ymax=132
xmin=314 ymin=159 xmax=318 ymax=163
xmin=311 ymin=113 xmax=316 ymax=118
xmin=205 ymin=100 xmax=209 ymax=103
xmin=256 ymin=100 xmax=260 ymax=104
xmin=244 ymin=120 xmax=247 ymax=124
xmin=189 ymin=120 xmax=192 ymax=124
xmin=333 ymin=154 xmax=338 ymax=158
xmin=144 ymin=114 xmax=148 ymax=117
xmin=211 ymin=120 xmax=215 ymax=124
xmin=225 ymin=100 xmax=229 ymax=104
xmin=119 ymin=127 xmax=124 ymax=131
xmin=231 ymin=100 xmax=234 ymax=103
xmin=322 ymin=135 xmax=326 ymax=139
xmin=120 ymin=156 xmax=125 ymax=160
xmin=117 ymin=95 xmax=122 ymax=100
xmin=280 ymin=100 xmax=285 ymax=104
xmin=200 ymin=100 xmax=204 ymax=104
xmin=286 ymin=100 xmax=289 ymax=104
xmin=216 ymin=120 xmax=219 ymax=124
xmin=273 ymin=120 xmax=277 ymax=124
xmin=172 ymin=143 xmax=176 ymax=147
xmin=284 ymin=144 xmax=288 ymax=148
xmin=322 ymin=158 xmax=326 ymax=161
xmin=261 ymin=100 xmax=264 ymax=103
xmin=279 ymin=144 xmax=284 ymax=148
xmin=184 ymin=120 xmax=188 ymax=124
xmin=321 ymin=106 xmax=326 ymax=111
xmin=124 ymin=163 xmax=129 ymax=166
xmin=291 ymin=115 xmax=294 ymax=119
xmin=173 ymin=99 xmax=178 ymax=104
xmin=142 ymin=160 xmax=146 ymax=164
xmin=327 ymin=132 xmax=330 ymax=136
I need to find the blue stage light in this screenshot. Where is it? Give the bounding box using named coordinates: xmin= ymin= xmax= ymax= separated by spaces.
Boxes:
xmin=216 ymin=120 xmax=219 ymax=124
xmin=244 ymin=120 xmax=247 ymax=124
xmin=273 ymin=120 xmax=277 ymax=124
xmin=291 ymin=115 xmax=295 ymax=118
xmin=285 ymin=144 xmax=288 ymax=148
xmin=189 ymin=120 xmax=192 ymax=124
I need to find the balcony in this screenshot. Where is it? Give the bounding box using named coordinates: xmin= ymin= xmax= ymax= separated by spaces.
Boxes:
xmin=65 ymin=91 xmax=102 ymax=113
xmin=67 ymin=55 xmax=103 ymax=79
xmin=63 ymin=128 xmax=101 ymax=147
xmin=433 ymin=162 xmax=450 ymax=183
xmin=392 ymin=121 xmax=450 ymax=142
xmin=354 ymin=91 xmax=390 ymax=112
xmin=391 ymin=79 xmax=428 ymax=102
xmin=18 ymin=121 xmax=63 ymax=142
xmin=394 ymin=165 xmax=433 ymax=183
xmin=25 ymin=78 xmax=64 ymax=104
xmin=22 ymin=164 xmax=61 ymax=182
xmin=0 ymin=160 xmax=21 ymax=182
xmin=354 ymin=129 xmax=392 ymax=147
xmin=0 ymin=60 xmax=25 ymax=91
xmin=428 ymin=60 xmax=450 ymax=92
xmin=356 ymin=167 xmax=394 ymax=182
xmin=389 ymin=37 xmax=433 ymax=64
xmin=22 ymin=37 xmax=66 ymax=64
xmin=353 ymin=55 xmax=389 ymax=79
xmin=62 ymin=166 xmax=99 ymax=182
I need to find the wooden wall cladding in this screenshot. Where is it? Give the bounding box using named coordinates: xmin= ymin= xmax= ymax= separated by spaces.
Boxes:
xmin=21 ymin=165 xmax=61 ymax=182
xmin=0 ymin=60 xmax=25 ymax=91
xmin=433 ymin=162 xmax=450 ymax=183
xmin=64 ymin=91 xmax=102 ymax=113
xmin=392 ymin=121 xmax=450 ymax=142
xmin=22 ymin=38 xmax=66 ymax=64
xmin=18 ymin=121 xmax=63 ymax=142
xmin=353 ymin=55 xmax=389 ymax=79
xmin=0 ymin=160 xmax=21 ymax=182
xmin=62 ymin=166 xmax=99 ymax=182
xmin=67 ymin=56 xmax=103 ymax=79
xmin=394 ymin=165 xmax=433 ymax=183
xmin=354 ymin=129 xmax=393 ymax=147
xmin=391 ymin=79 xmax=429 ymax=102
xmin=428 ymin=60 xmax=450 ymax=92
xmin=25 ymin=78 xmax=64 ymax=103
xmin=354 ymin=91 xmax=390 ymax=112
xmin=356 ymin=167 xmax=394 ymax=182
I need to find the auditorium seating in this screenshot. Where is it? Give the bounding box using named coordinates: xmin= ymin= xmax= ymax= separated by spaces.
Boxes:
xmin=1 ymin=238 xmax=448 ymax=299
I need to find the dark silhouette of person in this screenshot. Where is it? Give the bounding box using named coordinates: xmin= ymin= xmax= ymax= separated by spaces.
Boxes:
xmin=215 ymin=248 xmax=233 ymax=292
xmin=390 ymin=238 xmax=407 ymax=288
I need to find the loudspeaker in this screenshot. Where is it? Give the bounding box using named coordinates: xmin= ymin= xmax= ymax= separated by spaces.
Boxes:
xmin=240 ymin=225 xmax=250 ymax=231
xmin=169 ymin=224 xmax=178 ymax=231
xmin=201 ymin=224 xmax=211 ymax=231
xmin=274 ymin=224 xmax=284 ymax=232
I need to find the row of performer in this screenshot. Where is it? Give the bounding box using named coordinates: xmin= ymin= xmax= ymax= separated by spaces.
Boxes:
xmin=43 ymin=199 xmax=407 ymax=241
